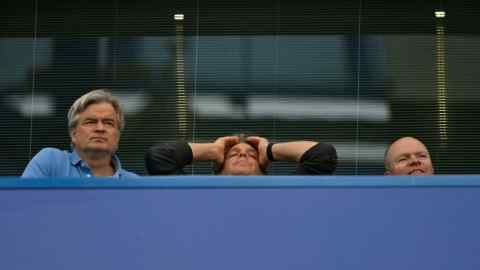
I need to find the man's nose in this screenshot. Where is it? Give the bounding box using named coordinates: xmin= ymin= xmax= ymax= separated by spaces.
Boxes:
xmin=409 ymin=157 xmax=422 ymax=165
xmin=94 ymin=122 xmax=106 ymax=131
xmin=238 ymin=150 xmax=248 ymax=157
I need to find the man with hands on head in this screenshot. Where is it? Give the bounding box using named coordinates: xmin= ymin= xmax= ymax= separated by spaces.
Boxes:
xmin=145 ymin=134 xmax=337 ymax=175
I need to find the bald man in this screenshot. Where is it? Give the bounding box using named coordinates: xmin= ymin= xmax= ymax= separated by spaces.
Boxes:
xmin=384 ymin=137 xmax=434 ymax=176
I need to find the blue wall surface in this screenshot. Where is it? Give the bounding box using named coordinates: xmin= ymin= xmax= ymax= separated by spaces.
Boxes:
xmin=1 ymin=176 xmax=480 ymax=270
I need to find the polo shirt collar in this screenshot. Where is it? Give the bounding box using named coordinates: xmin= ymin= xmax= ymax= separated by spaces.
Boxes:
xmin=70 ymin=149 xmax=82 ymax=166
xmin=69 ymin=149 xmax=124 ymax=177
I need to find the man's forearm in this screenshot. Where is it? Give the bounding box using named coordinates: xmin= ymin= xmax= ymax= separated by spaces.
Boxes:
xmin=271 ymin=141 xmax=318 ymax=162
xmin=189 ymin=143 xmax=220 ymax=161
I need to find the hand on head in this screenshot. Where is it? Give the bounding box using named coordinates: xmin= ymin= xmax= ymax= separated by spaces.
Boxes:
xmin=212 ymin=136 xmax=240 ymax=165
xmin=246 ymin=136 xmax=270 ymax=171
xmin=212 ymin=135 xmax=265 ymax=175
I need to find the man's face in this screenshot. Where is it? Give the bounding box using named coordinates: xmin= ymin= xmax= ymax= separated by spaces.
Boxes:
xmin=385 ymin=137 xmax=434 ymax=176
xmin=70 ymin=102 xmax=120 ymax=157
xmin=222 ymin=143 xmax=263 ymax=175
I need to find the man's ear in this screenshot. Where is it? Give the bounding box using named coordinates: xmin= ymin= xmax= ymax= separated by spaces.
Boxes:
xmin=70 ymin=129 xmax=77 ymax=144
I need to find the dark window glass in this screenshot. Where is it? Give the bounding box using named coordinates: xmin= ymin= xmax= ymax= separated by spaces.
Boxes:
xmin=1 ymin=0 xmax=479 ymax=175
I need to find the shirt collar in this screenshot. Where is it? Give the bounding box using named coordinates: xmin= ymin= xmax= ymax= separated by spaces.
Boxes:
xmin=111 ymin=154 xmax=124 ymax=177
xmin=69 ymin=149 xmax=124 ymax=177
xmin=70 ymin=149 xmax=82 ymax=166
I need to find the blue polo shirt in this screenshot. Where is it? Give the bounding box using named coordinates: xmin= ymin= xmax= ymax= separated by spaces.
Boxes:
xmin=22 ymin=148 xmax=139 ymax=178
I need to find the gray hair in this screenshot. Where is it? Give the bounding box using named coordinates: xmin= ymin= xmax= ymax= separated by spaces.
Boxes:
xmin=68 ymin=89 xmax=124 ymax=133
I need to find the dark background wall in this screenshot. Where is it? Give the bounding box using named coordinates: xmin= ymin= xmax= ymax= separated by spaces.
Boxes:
xmin=1 ymin=0 xmax=479 ymax=175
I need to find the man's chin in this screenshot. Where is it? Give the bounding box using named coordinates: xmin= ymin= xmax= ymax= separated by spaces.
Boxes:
xmin=229 ymin=172 xmax=251 ymax=176
xmin=228 ymin=168 xmax=263 ymax=176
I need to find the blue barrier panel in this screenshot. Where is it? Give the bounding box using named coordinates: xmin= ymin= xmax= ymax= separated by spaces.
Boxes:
xmin=1 ymin=176 xmax=480 ymax=270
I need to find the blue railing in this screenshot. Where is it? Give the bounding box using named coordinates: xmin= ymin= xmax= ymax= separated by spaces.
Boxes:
xmin=1 ymin=175 xmax=480 ymax=188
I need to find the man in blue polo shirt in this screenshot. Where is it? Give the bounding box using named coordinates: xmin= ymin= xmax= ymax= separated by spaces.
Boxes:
xmin=22 ymin=89 xmax=138 ymax=178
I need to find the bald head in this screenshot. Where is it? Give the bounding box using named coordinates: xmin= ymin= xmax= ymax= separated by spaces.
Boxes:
xmin=384 ymin=137 xmax=434 ymax=176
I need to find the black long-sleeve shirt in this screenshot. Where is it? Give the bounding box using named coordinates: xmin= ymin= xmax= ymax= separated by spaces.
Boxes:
xmin=145 ymin=141 xmax=337 ymax=175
